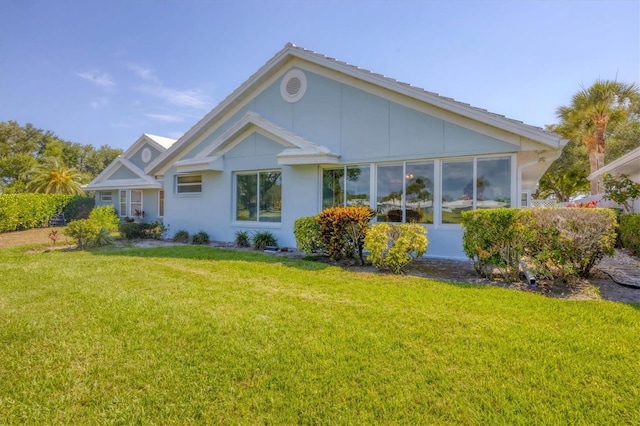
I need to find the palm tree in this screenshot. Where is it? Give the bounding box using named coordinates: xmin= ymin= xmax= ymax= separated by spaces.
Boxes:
xmin=555 ymin=79 xmax=639 ymax=194
xmin=25 ymin=157 xmax=88 ymax=195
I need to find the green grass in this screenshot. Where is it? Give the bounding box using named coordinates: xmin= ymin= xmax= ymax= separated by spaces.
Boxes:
xmin=1 ymin=245 xmax=639 ymax=424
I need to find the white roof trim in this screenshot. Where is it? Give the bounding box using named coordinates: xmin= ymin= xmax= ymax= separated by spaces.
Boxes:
xmin=147 ymin=43 xmax=563 ymax=174
xmin=191 ymin=112 xmax=339 ymax=162
xmin=144 ymin=134 xmax=177 ymax=150
xmin=83 ymin=179 xmax=162 ymax=190
xmin=587 ymin=146 xmax=640 ymax=181
xmin=175 ymin=156 xmax=224 ymax=173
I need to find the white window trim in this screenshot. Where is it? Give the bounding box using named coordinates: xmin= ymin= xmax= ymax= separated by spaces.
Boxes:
xmin=118 ymin=189 xmax=144 ymax=218
xmin=233 ymin=169 xmax=282 ymax=224
xmin=175 ymin=174 xmax=202 ymax=195
xmin=319 ymin=154 xmax=515 ymax=229
xmin=158 ymin=190 xmax=165 ymax=218
xmin=100 ymin=191 xmax=113 ymax=202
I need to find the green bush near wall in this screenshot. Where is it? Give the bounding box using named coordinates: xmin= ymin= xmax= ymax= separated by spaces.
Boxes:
xmin=619 ymin=213 xmax=640 ymax=256
xmin=461 ymin=208 xmax=618 ymax=280
xmin=0 ymin=194 xmax=94 ymax=233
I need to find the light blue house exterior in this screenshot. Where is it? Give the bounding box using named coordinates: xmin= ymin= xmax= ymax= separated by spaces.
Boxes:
xmin=84 ymin=133 xmax=176 ymax=221
xmin=91 ymin=44 xmax=565 ymax=258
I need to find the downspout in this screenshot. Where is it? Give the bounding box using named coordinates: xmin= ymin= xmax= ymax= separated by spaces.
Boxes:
xmin=516 ymin=151 xmax=562 ymax=207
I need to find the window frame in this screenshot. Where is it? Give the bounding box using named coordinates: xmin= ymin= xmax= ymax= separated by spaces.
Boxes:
xmin=175 ymin=174 xmax=202 ymax=195
xmin=100 ymin=191 xmax=113 ymax=202
xmin=234 ymin=169 xmax=282 ymax=225
xmin=158 ymin=190 xmax=165 ymax=218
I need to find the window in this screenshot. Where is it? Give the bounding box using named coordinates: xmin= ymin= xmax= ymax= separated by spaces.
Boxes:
xmin=158 ymin=190 xmax=165 ymax=217
xmin=118 ymin=189 xmax=144 ymax=217
xmin=176 ymin=175 xmax=202 ymax=194
xmin=376 ymin=162 xmax=434 ymax=224
xmin=119 ymin=190 xmax=127 ymax=217
xmin=100 ymin=191 xmax=112 ymax=202
xmin=130 ymin=190 xmax=142 ymax=216
xmin=236 ymin=171 xmax=282 ymax=223
xmin=441 ymin=157 xmax=511 ymax=224
xmin=322 ymin=165 xmax=370 ymax=209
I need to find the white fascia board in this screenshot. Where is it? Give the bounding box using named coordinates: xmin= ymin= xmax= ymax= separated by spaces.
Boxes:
xmin=277 ymin=150 xmax=341 ymax=165
xmin=117 ymin=157 xmax=158 ymax=184
xmin=587 ymin=146 xmax=640 ymax=181
xmin=83 ymin=179 xmax=161 ymax=190
xmin=175 ymin=156 xmax=224 ymax=173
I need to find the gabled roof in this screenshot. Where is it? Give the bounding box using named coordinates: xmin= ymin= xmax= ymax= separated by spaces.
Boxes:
xmin=173 ymin=112 xmax=339 ymax=173
xmin=85 ymin=133 xmax=175 ymax=190
xmin=147 ymin=43 xmax=564 ymax=175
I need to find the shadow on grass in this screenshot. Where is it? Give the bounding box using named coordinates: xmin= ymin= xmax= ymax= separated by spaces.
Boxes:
xmin=90 ymin=244 xmax=333 ymax=273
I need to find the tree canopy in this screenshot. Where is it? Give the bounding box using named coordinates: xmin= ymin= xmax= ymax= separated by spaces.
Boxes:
xmin=538 ymin=80 xmax=640 ymax=200
xmin=0 ymin=121 xmax=122 ymax=194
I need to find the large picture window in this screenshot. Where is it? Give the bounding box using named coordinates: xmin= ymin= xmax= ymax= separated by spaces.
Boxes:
xmin=441 ymin=157 xmax=511 ymax=224
xmin=176 ymin=175 xmax=202 ymax=194
xmin=376 ymin=162 xmax=434 ymax=224
xmin=322 ymin=165 xmax=370 ymax=209
xmin=236 ymin=171 xmax=282 ymax=223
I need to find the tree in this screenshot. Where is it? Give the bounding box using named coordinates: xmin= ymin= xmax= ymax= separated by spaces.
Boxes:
xmin=555 ymin=79 xmax=639 ymax=194
xmin=0 ymin=121 xmax=122 ymax=193
xmin=25 ymin=157 xmax=88 ymax=195
xmin=536 ymin=138 xmax=590 ymax=202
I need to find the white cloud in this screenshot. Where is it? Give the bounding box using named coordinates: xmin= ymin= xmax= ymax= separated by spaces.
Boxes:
xmin=76 ymin=71 xmax=116 ymax=88
xmin=127 ymin=63 xmax=159 ymax=83
xmin=138 ymin=85 xmax=211 ymax=109
xmin=90 ymin=97 xmax=109 ymax=109
xmin=145 ymin=113 xmax=184 ymax=123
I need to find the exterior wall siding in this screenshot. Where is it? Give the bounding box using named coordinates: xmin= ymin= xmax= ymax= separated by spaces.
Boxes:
xmin=161 ymin=68 xmax=524 ymax=258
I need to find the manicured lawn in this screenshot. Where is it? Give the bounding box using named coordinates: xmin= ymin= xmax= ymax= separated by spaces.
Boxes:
xmin=1 ymin=244 xmax=639 ymax=424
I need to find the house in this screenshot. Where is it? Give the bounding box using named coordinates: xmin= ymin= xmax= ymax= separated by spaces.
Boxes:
xmin=581 ymin=146 xmax=640 ymax=212
xmin=84 ymin=133 xmax=176 ymax=221
xmin=87 ymin=43 xmax=565 ymax=258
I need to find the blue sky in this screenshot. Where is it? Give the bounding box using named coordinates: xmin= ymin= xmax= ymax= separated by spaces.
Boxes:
xmin=1 ymin=0 xmax=638 ymax=151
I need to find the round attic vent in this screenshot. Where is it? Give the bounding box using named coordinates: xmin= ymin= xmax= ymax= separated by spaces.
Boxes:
xmin=141 ymin=147 xmax=152 ymax=163
xmin=280 ymin=69 xmax=307 ymax=103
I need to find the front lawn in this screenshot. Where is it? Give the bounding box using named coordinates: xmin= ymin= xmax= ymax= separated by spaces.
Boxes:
xmin=1 ymin=245 xmax=639 ymax=424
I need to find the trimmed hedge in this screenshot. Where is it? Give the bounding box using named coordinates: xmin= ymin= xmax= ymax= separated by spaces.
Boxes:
xmin=619 ymin=214 xmax=640 ymax=256
xmin=0 ymin=194 xmax=94 ymax=233
xmin=462 ymin=208 xmax=617 ymax=280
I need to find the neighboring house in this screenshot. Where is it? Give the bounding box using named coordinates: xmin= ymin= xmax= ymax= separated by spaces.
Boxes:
xmin=582 ymin=146 xmax=640 ymax=212
xmin=84 ymin=133 xmax=176 ymax=221
xmin=91 ymin=43 xmax=565 ymax=258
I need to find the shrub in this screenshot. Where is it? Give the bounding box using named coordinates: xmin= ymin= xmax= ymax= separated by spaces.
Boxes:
xmin=524 ymin=208 xmax=617 ymax=278
xmin=364 ymin=223 xmax=428 ymax=273
xmin=88 ymin=205 xmax=120 ymax=231
xmin=61 ymin=196 xmax=95 ymax=221
xmin=146 ymin=221 xmax=167 ymax=240
xmin=235 ymin=231 xmax=251 ymax=248
xmin=619 ymin=214 xmax=640 ymax=256
xmin=191 ymin=231 xmax=210 ymax=245
xmin=293 ymin=215 xmax=324 ymax=255
xmin=0 ymin=193 xmax=80 ymax=232
xmin=118 ymin=222 xmax=150 ymax=240
xmin=65 ymin=219 xmax=102 ymax=248
xmin=602 ymin=173 xmax=640 ymax=213
xmin=317 ymin=206 xmax=376 ymax=264
xmin=94 ymin=228 xmax=114 ymax=247
xmin=173 ymin=230 xmax=190 ymax=243
xmin=252 ymin=231 xmax=277 ymax=250
xmin=461 ymin=208 xmax=531 ymax=281
xmin=461 ymin=208 xmax=617 ymax=281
